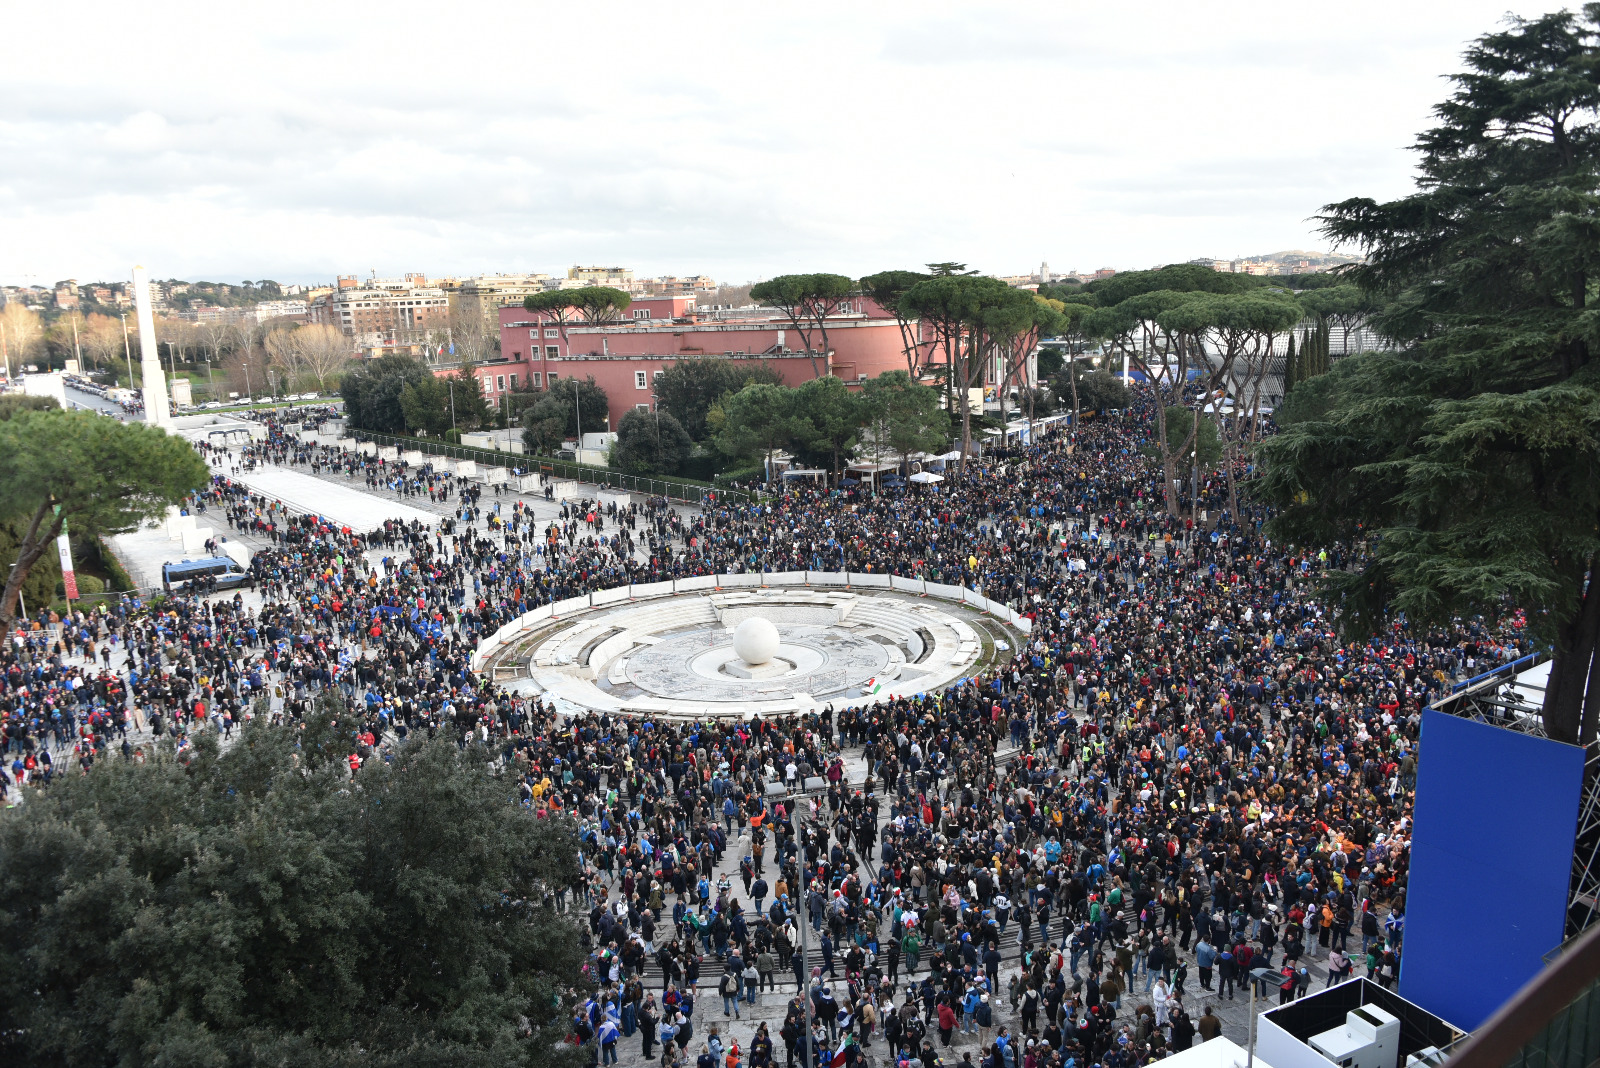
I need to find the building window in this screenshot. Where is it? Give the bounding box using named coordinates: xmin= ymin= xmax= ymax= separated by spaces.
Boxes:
xmin=509 ymin=373 xmax=518 ymax=389
xmin=633 ymin=309 xmax=651 ymax=319
xmin=545 ymin=345 xmax=559 ymax=358
xmin=547 ymin=373 xmax=557 ymax=384
xmin=482 ymin=376 xmax=492 ymax=393
xmin=544 ymin=328 xmax=559 ymax=338
xmin=512 ymin=351 xmax=521 ymax=361
xmin=637 ymin=403 xmax=651 ymax=411
xmin=496 ymin=375 xmax=506 ymax=391
xmin=635 ymin=371 xmax=647 ymax=389
xmin=531 ymin=329 xmax=540 ymax=341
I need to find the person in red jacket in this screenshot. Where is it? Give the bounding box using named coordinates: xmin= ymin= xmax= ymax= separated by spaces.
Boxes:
xmin=936 ymin=1002 xmax=957 ymax=1046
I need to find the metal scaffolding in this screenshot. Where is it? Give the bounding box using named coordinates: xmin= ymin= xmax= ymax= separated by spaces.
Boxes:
xmin=1429 ymin=654 xmax=1600 ymax=939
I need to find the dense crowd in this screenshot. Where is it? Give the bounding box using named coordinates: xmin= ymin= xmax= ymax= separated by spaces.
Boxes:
xmin=1 ymin=396 xmax=1526 ymax=1068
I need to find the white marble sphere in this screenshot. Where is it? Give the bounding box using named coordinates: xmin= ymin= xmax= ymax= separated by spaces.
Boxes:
xmin=732 ymin=617 xmax=780 ymax=666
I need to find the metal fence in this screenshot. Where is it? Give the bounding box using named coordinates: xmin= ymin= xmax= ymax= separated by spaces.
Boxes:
xmin=348 ymin=430 xmax=749 ymax=504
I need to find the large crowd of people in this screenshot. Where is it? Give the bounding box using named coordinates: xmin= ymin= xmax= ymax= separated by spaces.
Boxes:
xmin=1 ymin=394 xmax=1527 ymax=1068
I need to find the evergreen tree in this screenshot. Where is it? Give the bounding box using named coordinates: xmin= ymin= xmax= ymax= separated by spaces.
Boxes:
xmin=1259 ymin=8 xmax=1600 ymax=743
xmin=0 ymin=706 xmax=586 ymax=1067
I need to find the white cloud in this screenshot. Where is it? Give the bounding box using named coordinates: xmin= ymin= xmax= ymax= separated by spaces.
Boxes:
xmin=0 ymin=0 xmax=1563 ymax=285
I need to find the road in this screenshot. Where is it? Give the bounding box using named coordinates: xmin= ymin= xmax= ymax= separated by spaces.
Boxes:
xmin=64 ymin=385 xmax=126 ymax=417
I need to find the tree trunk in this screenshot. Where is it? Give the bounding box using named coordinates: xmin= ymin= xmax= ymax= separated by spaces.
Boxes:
xmin=1544 ymin=551 xmax=1600 ymax=744
xmin=1152 ymin=401 xmax=1179 ymax=517
xmin=1224 ymin=434 xmax=1240 ymax=522
xmin=813 ymin=315 xmax=832 ymax=380
xmin=0 ymin=500 xmax=59 ymax=625
xmin=959 ymin=392 xmax=973 ymax=475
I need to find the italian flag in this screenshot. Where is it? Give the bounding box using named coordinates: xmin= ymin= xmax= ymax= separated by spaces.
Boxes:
xmin=864 ymin=678 xmax=884 ymax=695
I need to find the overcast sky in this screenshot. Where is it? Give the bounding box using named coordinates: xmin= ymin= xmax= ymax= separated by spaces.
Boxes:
xmin=0 ymin=1 xmax=1564 ymax=287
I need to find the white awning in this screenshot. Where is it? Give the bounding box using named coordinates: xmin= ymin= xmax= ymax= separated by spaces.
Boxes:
xmin=909 ymin=471 xmax=945 ymax=483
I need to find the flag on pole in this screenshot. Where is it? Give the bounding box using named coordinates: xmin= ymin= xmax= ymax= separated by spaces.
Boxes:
xmin=863 ymin=677 xmax=883 ymax=695
xmin=54 ymin=508 xmax=78 ymax=600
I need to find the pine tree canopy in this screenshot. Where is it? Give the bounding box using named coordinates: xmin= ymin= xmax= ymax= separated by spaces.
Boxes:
xmin=1258 ymin=6 xmax=1600 ymax=743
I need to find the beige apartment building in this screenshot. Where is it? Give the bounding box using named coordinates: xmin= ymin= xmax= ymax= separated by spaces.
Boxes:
xmin=453 ymin=273 xmax=555 ymax=329
xmin=308 ymin=273 xmax=449 ymax=354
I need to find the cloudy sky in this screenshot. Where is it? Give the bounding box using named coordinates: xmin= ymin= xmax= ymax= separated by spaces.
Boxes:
xmin=0 ymin=0 xmax=1563 ymax=287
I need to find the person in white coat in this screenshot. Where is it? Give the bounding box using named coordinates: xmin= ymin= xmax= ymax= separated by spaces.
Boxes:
xmin=1152 ymin=977 xmax=1172 ymax=1028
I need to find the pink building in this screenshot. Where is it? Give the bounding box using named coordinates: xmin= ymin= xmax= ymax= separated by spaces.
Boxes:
xmin=469 ymin=296 xmax=924 ymax=430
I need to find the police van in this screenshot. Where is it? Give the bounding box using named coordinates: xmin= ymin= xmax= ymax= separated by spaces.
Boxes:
xmin=161 ymin=556 xmax=251 ymax=592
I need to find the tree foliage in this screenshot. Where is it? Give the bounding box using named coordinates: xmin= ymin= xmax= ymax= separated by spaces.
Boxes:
xmin=1159 ymin=406 xmax=1223 ymax=468
xmin=519 ymin=378 xmax=610 ymax=454
xmin=611 ymin=408 xmax=694 ymax=475
xmin=652 ymin=359 xmax=782 ymax=441
xmin=861 ymin=370 xmax=949 ymax=463
xmin=0 ymin=394 xmax=62 ymax=420
xmin=1079 ymin=268 xmax=1300 ymax=515
xmin=1258 ymin=6 xmax=1600 ymax=743
xmin=1054 ymin=367 xmax=1132 ymax=411
xmin=524 ymin=287 xmax=632 ymax=323
xmin=749 ymin=274 xmax=856 ymax=379
xmin=859 ymin=270 xmax=933 ymax=375
xmin=0 ymin=707 xmax=586 ymax=1068
xmin=0 ymin=409 xmax=208 ymax=621
xmin=789 ymin=375 xmax=868 ymax=472
xmin=715 ymin=383 xmax=811 ymax=476
xmin=398 ymin=370 xmax=489 ymax=436
xmin=899 ymin=275 xmax=1024 ymax=465
xmin=340 ymin=354 xmax=433 ymax=433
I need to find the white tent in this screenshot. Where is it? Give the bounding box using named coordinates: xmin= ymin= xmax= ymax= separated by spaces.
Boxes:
xmin=909 ymin=471 xmax=945 ymax=484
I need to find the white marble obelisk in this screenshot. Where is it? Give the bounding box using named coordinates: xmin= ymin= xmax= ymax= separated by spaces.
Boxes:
xmin=131 ymin=265 xmax=172 ymax=428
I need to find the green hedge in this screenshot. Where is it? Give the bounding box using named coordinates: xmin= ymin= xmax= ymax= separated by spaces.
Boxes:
xmin=101 ymin=542 xmax=136 ymax=592
xmin=350 ymin=430 xmax=749 ymax=503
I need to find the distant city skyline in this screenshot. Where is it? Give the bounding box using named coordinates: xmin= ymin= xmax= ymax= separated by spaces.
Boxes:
xmin=0 ymin=1 xmax=1561 ymax=287
xmin=1 ymin=250 xmax=1353 ymax=297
